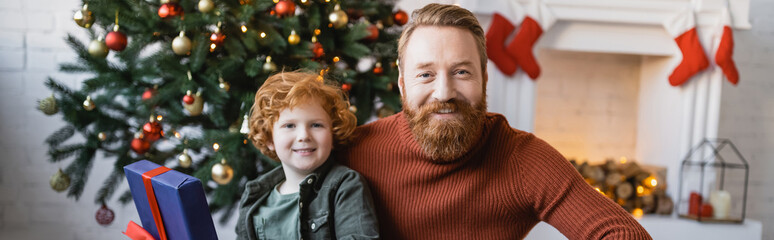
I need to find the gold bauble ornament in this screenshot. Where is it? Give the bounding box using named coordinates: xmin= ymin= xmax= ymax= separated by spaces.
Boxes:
xmin=50 ymin=168 xmax=71 ymax=192
xmin=183 ymin=91 xmax=204 ymax=116
xmin=73 ymin=4 xmax=94 ymax=28
xmin=211 ymin=159 xmax=234 ymax=185
xmin=328 ymin=4 xmax=348 ymax=29
xmin=218 ymin=81 xmax=230 ymax=91
xmin=83 ymin=96 xmax=96 ymax=111
xmin=198 ymin=0 xmax=215 ymax=13
xmin=97 ymin=132 xmax=107 ymax=141
xmin=37 ymin=94 xmax=58 ymax=115
xmin=288 ymin=30 xmax=301 ymax=45
xmin=263 ymin=56 xmax=277 ymax=73
xmin=87 ymin=38 xmax=109 ymax=58
xmin=177 ymin=149 xmax=192 ymax=168
xmin=172 ymin=31 xmax=192 ymax=55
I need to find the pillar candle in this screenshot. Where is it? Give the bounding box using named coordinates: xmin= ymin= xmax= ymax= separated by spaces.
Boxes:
xmin=710 ymin=190 xmax=731 ymax=219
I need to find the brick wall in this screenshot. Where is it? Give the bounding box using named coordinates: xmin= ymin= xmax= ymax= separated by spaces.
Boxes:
xmin=533 ymin=49 xmax=641 ymax=163
xmin=1 ymin=0 xmax=772 ymax=239
xmin=717 ymin=0 xmax=774 ymax=239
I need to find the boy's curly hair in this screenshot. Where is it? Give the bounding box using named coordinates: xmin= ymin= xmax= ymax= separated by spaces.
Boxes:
xmin=248 ymin=70 xmax=356 ymax=161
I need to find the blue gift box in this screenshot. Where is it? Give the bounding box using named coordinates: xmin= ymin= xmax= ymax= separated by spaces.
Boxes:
xmin=124 ymin=160 xmax=218 ymax=240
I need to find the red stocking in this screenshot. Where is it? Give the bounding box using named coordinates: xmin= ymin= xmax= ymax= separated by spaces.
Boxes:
xmin=669 ymin=28 xmax=709 ymax=86
xmin=506 ymin=16 xmax=543 ymax=80
xmin=486 ymin=13 xmax=517 ymax=76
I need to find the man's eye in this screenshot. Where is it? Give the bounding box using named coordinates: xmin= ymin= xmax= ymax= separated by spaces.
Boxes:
xmin=418 ymin=73 xmax=432 ymax=78
xmin=456 ymin=70 xmax=470 ymax=75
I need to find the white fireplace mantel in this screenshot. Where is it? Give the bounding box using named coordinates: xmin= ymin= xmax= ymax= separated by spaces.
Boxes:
xmin=454 ymin=0 xmax=752 ymax=202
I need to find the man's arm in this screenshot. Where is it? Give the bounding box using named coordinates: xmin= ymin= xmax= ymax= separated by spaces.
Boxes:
xmin=516 ymin=138 xmax=652 ymax=239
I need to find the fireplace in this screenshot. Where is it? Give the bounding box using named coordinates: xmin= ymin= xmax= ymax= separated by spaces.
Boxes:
xmin=451 ymin=0 xmax=752 ymax=199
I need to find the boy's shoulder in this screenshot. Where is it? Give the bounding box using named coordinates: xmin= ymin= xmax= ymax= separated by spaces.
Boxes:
xmin=322 ymin=161 xmax=368 ymax=185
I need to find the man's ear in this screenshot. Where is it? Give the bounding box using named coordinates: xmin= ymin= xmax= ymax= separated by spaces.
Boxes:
xmin=398 ymin=71 xmax=405 ymax=97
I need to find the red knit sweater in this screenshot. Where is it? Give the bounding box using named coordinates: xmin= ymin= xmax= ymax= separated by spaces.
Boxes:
xmin=339 ymin=112 xmax=651 ymax=239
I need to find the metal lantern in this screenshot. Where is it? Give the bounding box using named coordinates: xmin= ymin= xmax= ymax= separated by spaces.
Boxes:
xmin=677 ymin=138 xmax=749 ymax=223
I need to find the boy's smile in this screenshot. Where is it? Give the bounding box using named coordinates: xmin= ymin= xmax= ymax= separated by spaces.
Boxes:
xmin=268 ymin=102 xmax=333 ymax=178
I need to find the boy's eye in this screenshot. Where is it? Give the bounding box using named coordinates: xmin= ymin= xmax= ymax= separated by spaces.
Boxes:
xmin=283 ymin=123 xmax=295 ymax=128
xmin=311 ymin=123 xmax=324 ymax=128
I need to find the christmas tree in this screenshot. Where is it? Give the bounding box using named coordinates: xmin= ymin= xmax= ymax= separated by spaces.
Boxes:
xmin=41 ymin=0 xmax=406 ymax=222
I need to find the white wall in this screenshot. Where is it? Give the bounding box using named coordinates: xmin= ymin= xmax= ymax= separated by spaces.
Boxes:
xmin=717 ymin=0 xmax=774 ymax=239
xmin=2 ymin=0 xmax=773 ymax=239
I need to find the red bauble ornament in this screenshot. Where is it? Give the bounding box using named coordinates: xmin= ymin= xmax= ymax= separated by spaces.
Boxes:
xmin=394 ymin=10 xmax=409 ymax=26
xmin=142 ymin=121 xmax=163 ymax=142
xmin=142 ymin=88 xmax=156 ymax=101
xmin=210 ymin=32 xmax=226 ymax=46
xmin=182 ymin=93 xmax=195 ymax=104
xmin=312 ymin=42 xmax=324 ymax=58
xmin=275 ymin=0 xmax=296 ymax=17
xmin=365 ymin=24 xmax=379 ymax=41
xmin=341 ymin=83 xmax=352 ymax=92
xmin=131 ymin=137 xmax=151 ymax=154
xmin=373 ymin=62 xmax=384 ymax=75
xmin=158 ymin=3 xmax=184 ymax=19
xmin=105 ymin=31 xmax=127 ymax=51
xmin=95 ymin=204 xmax=115 ymax=226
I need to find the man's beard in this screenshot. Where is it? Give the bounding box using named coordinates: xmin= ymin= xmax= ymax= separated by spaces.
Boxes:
xmin=403 ymin=98 xmax=487 ymax=163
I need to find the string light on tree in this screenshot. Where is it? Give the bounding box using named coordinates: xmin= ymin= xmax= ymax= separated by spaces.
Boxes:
xmin=172 ymin=31 xmax=192 ymax=55
xmin=73 ymin=4 xmax=94 ymax=28
xmin=209 ymin=23 xmax=226 ymax=51
xmin=211 ymin=158 xmax=234 ymax=185
xmin=97 ymin=132 xmax=107 ymax=141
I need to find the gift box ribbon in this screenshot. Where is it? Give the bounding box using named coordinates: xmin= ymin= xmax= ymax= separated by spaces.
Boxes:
xmin=124 ymin=221 xmax=155 ymax=240
xmin=125 ymin=166 xmax=171 ymax=240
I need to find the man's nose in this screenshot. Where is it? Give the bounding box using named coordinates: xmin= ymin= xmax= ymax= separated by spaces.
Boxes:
xmin=431 ymin=73 xmax=456 ymax=102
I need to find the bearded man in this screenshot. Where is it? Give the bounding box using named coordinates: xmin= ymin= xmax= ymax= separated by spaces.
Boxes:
xmin=340 ymin=3 xmax=652 ymax=240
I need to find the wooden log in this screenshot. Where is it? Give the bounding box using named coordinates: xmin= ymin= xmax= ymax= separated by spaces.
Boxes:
xmin=616 ymin=182 xmax=634 ymax=199
xmin=656 ymin=196 xmax=674 ymax=215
